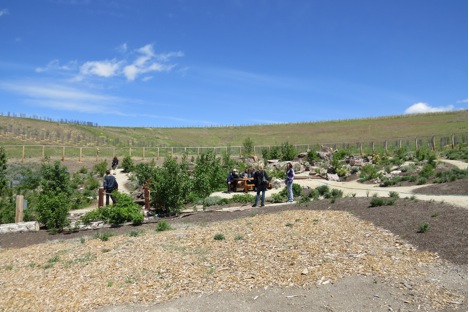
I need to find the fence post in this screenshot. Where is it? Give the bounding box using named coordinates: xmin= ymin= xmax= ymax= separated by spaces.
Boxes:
xmin=96 ymin=147 xmax=100 ymax=161
xmin=98 ymin=187 xmax=104 ymax=208
xmin=360 ymin=143 xmax=363 ymax=156
xmin=157 ymin=147 xmax=160 ymax=158
xmin=372 ymin=142 xmax=375 ymax=153
xmin=42 ymin=145 xmax=45 ymax=160
xmin=129 ymin=147 xmax=132 ymax=157
xmin=62 ymin=146 xmax=65 ymax=161
xmin=79 ymin=147 xmax=82 ymax=162
xmin=415 ymin=138 xmax=419 ymax=151
xmin=142 ymin=147 xmax=145 ymax=160
xmin=452 ymin=134 xmax=455 ymax=149
xmin=431 ymin=136 xmax=436 ymax=151
xmin=15 ymin=195 xmax=24 ymax=223
xmin=22 ymin=145 xmax=25 ymax=163
xmin=384 ymin=141 xmax=387 ymax=152
xmin=144 ymin=185 xmax=150 ymax=210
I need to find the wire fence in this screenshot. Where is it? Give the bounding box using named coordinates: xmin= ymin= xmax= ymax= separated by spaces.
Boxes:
xmin=2 ymin=133 xmax=466 ymax=163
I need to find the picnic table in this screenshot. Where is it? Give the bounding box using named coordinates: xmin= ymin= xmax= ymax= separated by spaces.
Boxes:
xmin=234 ymin=178 xmax=255 ymax=193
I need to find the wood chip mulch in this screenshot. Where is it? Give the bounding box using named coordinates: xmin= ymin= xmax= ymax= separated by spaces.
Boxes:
xmin=0 ymin=210 xmax=464 ymax=311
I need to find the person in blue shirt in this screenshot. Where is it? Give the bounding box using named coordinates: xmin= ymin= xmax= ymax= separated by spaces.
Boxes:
xmin=285 ymin=162 xmax=295 ymax=203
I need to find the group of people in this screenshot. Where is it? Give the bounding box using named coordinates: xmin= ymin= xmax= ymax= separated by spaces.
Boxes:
xmin=226 ymin=162 xmax=295 ymax=207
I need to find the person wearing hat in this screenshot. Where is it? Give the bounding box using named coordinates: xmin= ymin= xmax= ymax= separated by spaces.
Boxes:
xmin=226 ymin=169 xmax=239 ymax=193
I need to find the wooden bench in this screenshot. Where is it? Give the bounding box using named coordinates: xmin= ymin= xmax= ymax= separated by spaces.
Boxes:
xmin=234 ymin=178 xmax=255 ymax=193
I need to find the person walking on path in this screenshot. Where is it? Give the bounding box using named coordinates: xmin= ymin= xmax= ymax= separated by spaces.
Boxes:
xmin=111 ymin=156 xmax=119 ymax=175
xmin=103 ymin=169 xmax=118 ymax=205
xmin=252 ymin=164 xmax=269 ymax=207
xmin=285 ymin=162 xmax=295 ymax=203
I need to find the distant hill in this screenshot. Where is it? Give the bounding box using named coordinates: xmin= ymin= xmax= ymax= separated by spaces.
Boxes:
xmin=0 ymin=110 xmax=467 ymax=148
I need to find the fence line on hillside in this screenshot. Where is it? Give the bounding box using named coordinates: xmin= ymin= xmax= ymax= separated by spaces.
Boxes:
xmin=2 ymin=133 xmax=466 ymax=163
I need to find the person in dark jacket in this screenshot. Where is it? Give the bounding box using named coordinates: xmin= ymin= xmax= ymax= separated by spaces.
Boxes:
xmin=111 ymin=156 xmax=119 ymax=174
xmin=226 ymin=169 xmax=239 ymax=193
xmin=103 ymin=169 xmax=118 ymax=205
xmin=252 ymin=164 xmax=269 ymax=207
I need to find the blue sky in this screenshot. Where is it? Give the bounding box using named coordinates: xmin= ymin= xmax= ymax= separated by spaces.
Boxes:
xmin=0 ymin=0 xmax=467 ymax=127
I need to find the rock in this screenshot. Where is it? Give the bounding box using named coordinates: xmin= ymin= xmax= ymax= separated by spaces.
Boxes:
xmin=301 ymin=268 xmax=309 ymax=275
xmin=327 ymin=173 xmax=341 ymax=182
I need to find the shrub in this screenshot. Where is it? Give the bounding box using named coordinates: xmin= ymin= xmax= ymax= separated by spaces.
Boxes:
xmin=191 ymin=151 xmax=226 ymax=198
xmin=81 ymin=192 xmax=143 ymax=226
xmin=417 ymin=223 xmax=430 ymax=233
xmin=389 ymin=191 xmax=399 ymax=199
xmin=93 ymin=160 xmax=108 ymax=177
xmin=417 ymin=177 xmax=428 ymax=185
xmin=121 ymin=156 xmax=135 ymax=173
xmin=149 ymin=157 xmax=191 ymax=215
xmin=369 ymin=195 xmax=385 ymax=207
xmin=214 ymin=233 xmax=225 ymax=240
xmin=359 ymin=164 xmax=381 ymax=182
xmin=316 ymin=185 xmax=330 ymax=196
xmin=280 ymin=142 xmax=296 ymax=161
xmin=331 ymin=188 xmax=343 ymax=199
xmin=155 ymin=220 xmax=171 ymax=232
xmin=242 ymin=137 xmax=255 ymax=157
xmin=36 ymin=161 xmax=72 ymax=232
xmin=230 ymin=194 xmax=255 ymax=204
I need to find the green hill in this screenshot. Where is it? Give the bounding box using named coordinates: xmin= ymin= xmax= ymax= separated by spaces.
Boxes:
xmin=0 ymin=110 xmax=467 ymax=148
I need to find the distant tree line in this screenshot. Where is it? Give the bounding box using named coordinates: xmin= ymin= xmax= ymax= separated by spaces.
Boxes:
xmin=0 ymin=112 xmax=98 ymax=127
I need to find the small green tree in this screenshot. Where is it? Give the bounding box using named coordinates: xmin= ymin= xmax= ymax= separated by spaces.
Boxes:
xmin=242 ymin=137 xmax=255 ymax=157
xmin=36 ymin=161 xmax=72 ymax=232
xmin=121 ymin=156 xmax=135 ymax=173
xmin=191 ymin=151 xmax=226 ymax=198
xmin=149 ymin=157 xmax=191 ymax=215
xmin=280 ymin=141 xmax=296 ymax=161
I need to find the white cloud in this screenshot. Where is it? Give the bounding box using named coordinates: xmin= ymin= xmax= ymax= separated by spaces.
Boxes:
xmin=35 ymin=59 xmax=77 ymax=73
xmin=80 ymin=59 xmax=121 ymax=78
xmin=0 ymin=81 xmax=121 ymax=114
xmin=0 ymin=8 xmax=9 ymax=16
xmin=38 ymin=43 xmax=183 ymax=82
xmin=404 ymin=102 xmax=455 ymax=114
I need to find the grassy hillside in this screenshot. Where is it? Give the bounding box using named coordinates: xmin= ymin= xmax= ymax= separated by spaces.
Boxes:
xmin=0 ymin=110 xmax=467 ymax=148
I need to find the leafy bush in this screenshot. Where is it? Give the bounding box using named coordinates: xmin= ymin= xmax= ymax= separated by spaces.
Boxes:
xmin=36 ymin=161 xmax=72 ymax=232
xmin=155 ymin=220 xmax=171 ymax=232
xmin=202 ymin=196 xmax=226 ymax=207
xmin=149 ymin=157 xmax=191 ymax=215
xmin=315 ymin=185 xmax=330 ymax=196
xmin=121 ymin=156 xmax=135 ymax=173
xmin=93 ymin=160 xmax=108 ymax=177
xmin=442 ymin=144 xmax=468 ymax=161
xmin=80 ymin=192 xmax=143 ymax=226
xmin=134 ymin=161 xmax=156 ymax=187
xmin=37 ymin=192 xmax=71 ymax=233
xmin=369 ymin=194 xmax=396 ymax=207
xmin=359 ymin=164 xmax=381 ymax=182
xmin=434 ymin=168 xmax=468 ymax=183
xmin=191 ymin=151 xmax=226 ymax=198
xmin=230 ymin=194 xmax=255 ymax=204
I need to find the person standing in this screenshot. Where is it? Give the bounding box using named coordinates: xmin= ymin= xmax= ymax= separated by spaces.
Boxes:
xmin=252 ymin=164 xmax=269 ymax=207
xmin=286 ymin=162 xmax=295 ymax=203
xmin=103 ymin=169 xmax=118 ymax=205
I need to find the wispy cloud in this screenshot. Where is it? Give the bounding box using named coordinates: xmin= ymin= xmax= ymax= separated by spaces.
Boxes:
xmin=0 ymin=81 xmax=121 ymax=114
xmin=0 ymin=8 xmax=9 ymax=17
xmin=404 ymin=102 xmax=455 ymax=114
xmin=36 ymin=43 xmax=184 ymax=82
xmin=35 ymin=59 xmax=78 ymax=73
